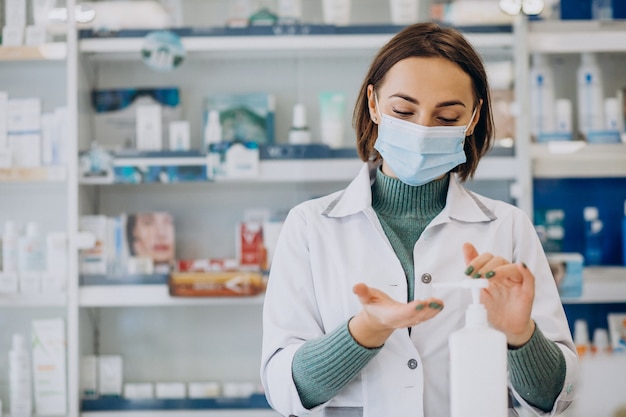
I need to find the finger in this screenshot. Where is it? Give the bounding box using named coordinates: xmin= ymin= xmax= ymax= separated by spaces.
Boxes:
xmin=465 ymin=253 xmax=495 ymax=277
xmin=462 ymin=242 xmax=479 ymax=265
xmin=353 ymin=283 xmax=372 ymax=303
xmin=484 ymin=265 xmax=525 ymax=294
xmin=477 ymin=256 xmax=509 ymax=279
xmin=412 ymin=297 xmax=444 ymax=311
xmin=518 ymin=263 xmax=535 ymax=291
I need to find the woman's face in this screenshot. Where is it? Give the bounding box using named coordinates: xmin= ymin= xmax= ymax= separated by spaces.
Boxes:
xmin=132 ymin=212 xmax=175 ymax=264
xmin=367 ymin=56 xmax=482 ymax=178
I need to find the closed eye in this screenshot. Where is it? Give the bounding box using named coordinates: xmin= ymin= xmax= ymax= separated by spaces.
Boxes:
xmin=393 ymin=109 xmax=413 ymax=116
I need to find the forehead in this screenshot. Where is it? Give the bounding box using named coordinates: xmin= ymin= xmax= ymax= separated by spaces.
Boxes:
xmin=379 ymin=56 xmax=475 ymax=104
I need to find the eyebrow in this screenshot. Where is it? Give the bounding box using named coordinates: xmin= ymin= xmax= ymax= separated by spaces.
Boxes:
xmin=389 ymin=93 xmax=467 ymax=108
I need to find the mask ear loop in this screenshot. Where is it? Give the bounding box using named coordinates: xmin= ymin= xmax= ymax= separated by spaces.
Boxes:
xmin=374 ymin=91 xmax=383 ymax=123
xmin=464 ymin=107 xmax=478 ymax=136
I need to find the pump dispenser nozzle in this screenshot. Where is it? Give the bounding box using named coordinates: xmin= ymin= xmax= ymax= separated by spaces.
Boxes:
xmin=434 ymin=279 xmax=489 ymax=328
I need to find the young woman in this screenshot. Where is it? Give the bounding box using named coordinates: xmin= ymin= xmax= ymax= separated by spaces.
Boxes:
xmin=261 ymin=22 xmax=577 ymax=417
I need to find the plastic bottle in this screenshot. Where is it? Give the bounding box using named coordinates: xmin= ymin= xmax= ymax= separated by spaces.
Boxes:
xmin=583 ymin=206 xmax=603 ymax=266
xmin=204 ymin=110 xmax=222 ymax=149
xmin=288 ymin=103 xmax=312 ymax=145
xmin=577 ymin=52 xmax=605 ymax=139
xmin=555 ymin=98 xmax=573 ymax=140
xmin=18 ymin=222 xmax=45 ymax=273
xmin=574 ymin=319 xmax=590 ymax=357
xmin=591 ymin=328 xmax=611 ymax=355
xmin=2 ymin=221 xmax=19 ymax=272
xmin=529 ymin=53 xmax=556 ymax=141
xmin=434 ymin=279 xmax=507 ymax=417
xmin=9 ymin=333 xmax=33 ymax=417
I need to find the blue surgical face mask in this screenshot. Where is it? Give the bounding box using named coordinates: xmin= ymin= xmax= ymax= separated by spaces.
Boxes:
xmin=373 ymin=95 xmax=476 ymax=187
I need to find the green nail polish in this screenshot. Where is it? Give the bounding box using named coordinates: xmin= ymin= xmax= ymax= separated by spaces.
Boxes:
xmin=522 ymin=263 xmax=528 ymax=269
xmin=415 ymin=304 xmax=425 ymax=311
xmin=485 ymin=271 xmax=495 ymax=278
xmin=428 ymin=302 xmax=443 ymax=310
xmin=473 ymin=272 xmax=482 ymax=278
xmin=465 ymin=266 xmax=474 ymax=275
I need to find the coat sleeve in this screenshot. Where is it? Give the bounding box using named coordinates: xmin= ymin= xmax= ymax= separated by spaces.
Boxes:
xmin=509 ymin=210 xmax=579 ymax=416
xmin=260 ymin=206 xmax=328 ymax=416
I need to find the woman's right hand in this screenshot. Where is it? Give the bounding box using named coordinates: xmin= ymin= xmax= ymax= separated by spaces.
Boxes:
xmin=348 ymin=283 xmax=444 ymax=348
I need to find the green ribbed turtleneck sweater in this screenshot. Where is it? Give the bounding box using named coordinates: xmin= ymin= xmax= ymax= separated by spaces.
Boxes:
xmin=371 ymin=169 xmax=449 ymax=302
xmin=291 ymin=169 xmax=566 ymax=413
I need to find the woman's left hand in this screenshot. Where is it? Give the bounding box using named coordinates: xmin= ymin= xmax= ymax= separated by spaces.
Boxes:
xmin=462 ymin=242 xmax=536 ymax=347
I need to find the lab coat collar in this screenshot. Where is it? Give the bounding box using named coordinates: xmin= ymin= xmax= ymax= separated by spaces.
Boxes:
xmin=323 ymin=161 xmax=496 ymax=224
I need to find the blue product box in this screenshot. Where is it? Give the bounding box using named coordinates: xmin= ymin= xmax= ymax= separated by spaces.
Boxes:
xmin=547 ymin=253 xmax=584 ymax=298
xmin=92 ymin=87 xmax=182 ymax=151
xmin=204 ymin=92 xmax=275 ymax=145
xmin=560 ymin=0 xmax=592 ymax=19
xmin=112 ymin=150 xmax=207 ymax=184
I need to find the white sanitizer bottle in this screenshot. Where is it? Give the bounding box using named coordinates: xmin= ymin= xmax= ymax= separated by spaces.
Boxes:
xmin=577 ymin=52 xmax=605 ymax=139
xmin=9 ymin=333 xmax=33 ymax=417
xmin=529 ymin=53 xmax=556 ymax=141
xmin=435 ymin=279 xmax=508 ymax=417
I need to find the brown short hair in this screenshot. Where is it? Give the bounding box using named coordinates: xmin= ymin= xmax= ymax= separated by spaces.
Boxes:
xmin=353 ymin=22 xmax=494 ymax=182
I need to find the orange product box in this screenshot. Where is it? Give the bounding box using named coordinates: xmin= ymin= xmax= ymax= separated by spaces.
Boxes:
xmin=168 ymin=270 xmax=265 ymax=297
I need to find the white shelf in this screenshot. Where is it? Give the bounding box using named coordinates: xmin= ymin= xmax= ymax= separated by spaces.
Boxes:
xmin=0 ymin=42 xmax=67 ymax=60
xmin=0 ymin=292 xmax=67 ymax=307
xmin=82 ymin=411 xmax=278 ymax=417
xmin=85 ymin=156 xmax=518 ymax=185
xmin=80 ymin=32 xmax=512 ymax=58
xmin=0 ymin=166 xmax=67 ymax=183
xmin=531 ymin=143 xmax=626 ymax=178
xmin=528 ymin=20 xmax=626 ymax=53
xmin=79 ymin=285 xmax=265 ymax=307
xmin=561 ymin=267 xmax=626 ymax=304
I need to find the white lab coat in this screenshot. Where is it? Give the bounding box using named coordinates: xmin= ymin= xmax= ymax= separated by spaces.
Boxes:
xmin=261 ymin=162 xmax=578 ymax=417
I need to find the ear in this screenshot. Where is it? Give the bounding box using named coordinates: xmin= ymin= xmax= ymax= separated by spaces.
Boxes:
xmin=467 ymin=99 xmax=483 ymax=135
xmin=367 ymin=84 xmax=380 ymax=124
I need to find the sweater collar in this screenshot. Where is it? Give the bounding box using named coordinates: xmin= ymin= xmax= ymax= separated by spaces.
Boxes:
xmin=371 ymin=168 xmax=448 ymax=218
xmin=323 ymin=161 xmax=496 ymax=224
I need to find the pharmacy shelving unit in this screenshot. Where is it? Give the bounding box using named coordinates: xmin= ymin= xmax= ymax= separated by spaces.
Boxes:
xmin=71 ymin=13 xmax=527 ymax=416
xmin=0 ymin=1 xmax=79 ymax=414
xmin=523 ymin=19 xmax=626 ymax=417
xmin=525 ymin=17 xmax=626 ymax=309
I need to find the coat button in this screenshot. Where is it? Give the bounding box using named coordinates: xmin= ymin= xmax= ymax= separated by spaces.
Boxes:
xmin=421 ymin=273 xmax=432 ymax=284
xmin=407 ymin=359 xmax=418 ymax=369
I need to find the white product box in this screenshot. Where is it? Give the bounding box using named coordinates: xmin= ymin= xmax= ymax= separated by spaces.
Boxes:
xmin=187 ymin=382 xmax=221 ymax=399
xmin=98 ymin=355 xmax=123 ymax=396
xmin=136 ymin=104 xmax=162 ymax=151
xmin=79 ymin=215 xmax=108 ymax=275
xmin=4 ymin=0 xmax=27 ymax=28
xmin=0 ymin=147 xmax=12 ymax=168
xmin=0 ymin=272 xmax=19 ymax=293
xmin=32 ymin=318 xmax=67 ymax=415
xmin=124 ymin=383 xmax=154 ymax=399
xmin=155 ymin=382 xmax=186 ymax=399
xmin=7 ymin=98 xmax=41 ymax=133
xmin=0 ymin=92 xmax=8 ymax=149
xmin=9 ymin=133 xmax=41 ymax=167
xmin=168 ymin=120 xmax=190 ymax=150
xmin=19 ymin=272 xmax=40 ymax=293
xmin=40 ymin=273 xmax=65 ymax=293
xmin=80 ymin=356 xmax=98 ymax=398
xmin=24 ymin=25 xmax=46 ymax=45
xmin=2 ymin=26 xmax=24 ymax=46
xmin=46 ymin=232 xmax=67 ymax=275
xmin=221 ymin=381 xmax=256 ymax=398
